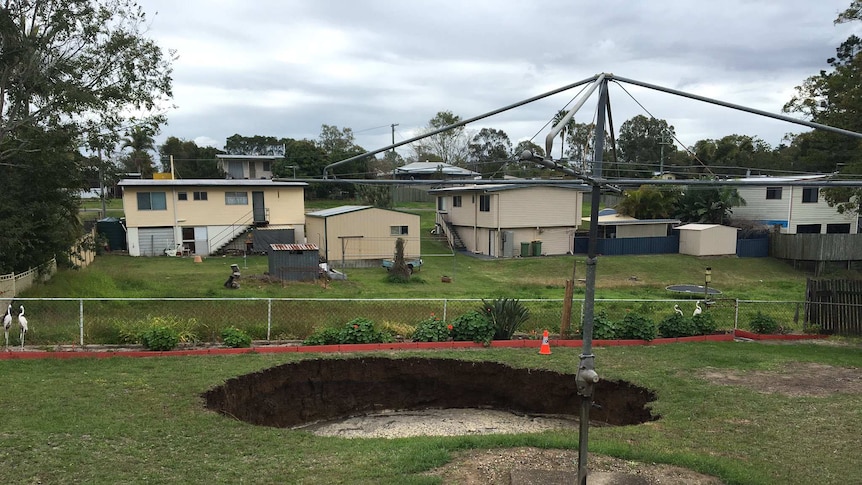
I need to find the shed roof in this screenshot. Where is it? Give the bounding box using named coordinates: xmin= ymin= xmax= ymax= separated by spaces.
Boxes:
xmin=305 ymin=205 xmax=372 ymax=218
xmin=395 ymin=162 xmax=479 ymax=176
xmin=270 ymin=243 xmax=319 ymax=251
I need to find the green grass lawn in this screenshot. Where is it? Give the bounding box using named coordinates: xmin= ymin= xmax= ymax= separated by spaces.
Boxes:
xmin=0 ymin=343 xmax=858 ymax=484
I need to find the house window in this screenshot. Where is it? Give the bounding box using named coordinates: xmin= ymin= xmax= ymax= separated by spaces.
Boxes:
xmin=766 ymin=187 xmax=782 ymax=200
xmin=796 ymin=224 xmax=821 ymax=234
xmin=193 ymin=191 xmax=207 ymax=201
xmin=826 ymin=223 xmax=850 ymax=234
xmin=178 ymin=192 xmax=188 ymax=201
xmin=479 ymin=194 xmax=491 ymax=212
xmin=262 ymin=161 xmax=272 ymax=172
xmin=136 ymin=192 xmax=167 ymax=211
xmin=390 ymin=225 xmax=409 ymax=235
xmin=453 ymin=195 xmax=462 ymax=207
xmin=225 ymin=191 xmax=248 ymax=205
xmin=802 ymin=188 xmax=819 ymax=203
xmin=437 ymin=197 xmax=445 ymax=211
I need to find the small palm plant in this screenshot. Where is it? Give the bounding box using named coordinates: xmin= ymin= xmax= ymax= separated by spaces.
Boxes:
xmin=481 ymin=298 xmax=531 ymax=340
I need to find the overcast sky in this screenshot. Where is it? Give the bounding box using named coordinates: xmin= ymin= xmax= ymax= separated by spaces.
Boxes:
xmin=142 ymin=0 xmax=860 ymax=159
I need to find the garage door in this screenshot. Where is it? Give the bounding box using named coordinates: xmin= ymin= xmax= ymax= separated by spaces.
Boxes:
xmin=139 ymin=227 xmax=175 ymax=257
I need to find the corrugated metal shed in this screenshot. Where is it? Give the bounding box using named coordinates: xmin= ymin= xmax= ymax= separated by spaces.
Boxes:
xmin=268 ymin=243 xmax=320 ymax=281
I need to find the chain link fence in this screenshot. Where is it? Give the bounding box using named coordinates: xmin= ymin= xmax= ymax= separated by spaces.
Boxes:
xmin=3 ymin=297 xmax=831 ymax=348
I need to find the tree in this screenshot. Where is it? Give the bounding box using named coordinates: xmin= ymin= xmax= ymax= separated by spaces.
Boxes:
xmin=318 ymin=124 xmax=369 ymax=178
xmin=388 ymin=237 xmax=411 ymax=282
xmin=356 ymin=185 xmax=392 ymax=209
xmin=467 ymin=128 xmax=512 ymax=178
xmin=615 ymin=185 xmax=681 ymax=220
xmin=276 ymin=138 xmax=327 ymax=179
xmin=410 ymin=111 xmax=470 ymax=166
xmin=616 ymin=115 xmax=676 ymax=178
xmin=783 ymin=5 xmax=862 ymax=215
xmin=224 ymin=134 xmax=283 ymax=156
xmin=566 ymin=121 xmax=596 ymax=173
xmin=121 ymin=125 xmax=156 ymax=177
xmin=0 ymin=0 xmax=173 ymax=273
xmin=551 ymin=109 xmax=577 ymax=160
xmin=511 ymin=140 xmax=547 ymax=178
xmin=675 ymin=186 xmax=746 ymax=225
xmin=159 ymin=136 xmax=224 ymax=178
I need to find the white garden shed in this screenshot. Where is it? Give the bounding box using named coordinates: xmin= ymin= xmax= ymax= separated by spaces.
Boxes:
xmin=677 ymin=224 xmax=738 ymax=256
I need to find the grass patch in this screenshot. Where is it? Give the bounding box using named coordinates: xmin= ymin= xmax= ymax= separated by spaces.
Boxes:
xmin=0 ymin=343 xmax=858 ymax=484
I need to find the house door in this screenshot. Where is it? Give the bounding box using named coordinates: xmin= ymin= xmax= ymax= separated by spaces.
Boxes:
xmin=252 ymin=191 xmax=266 ymax=223
xmin=489 ymin=230 xmax=497 ymax=257
xmin=249 ymin=162 xmax=257 ymax=179
xmin=193 ymin=227 xmax=209 ymax=255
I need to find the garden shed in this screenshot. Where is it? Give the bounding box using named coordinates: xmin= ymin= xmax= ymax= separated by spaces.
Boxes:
xmin=268 ymin=243 xmax=320 ymax=282
xmin=678 ymin=224 xmax=738 ymax=256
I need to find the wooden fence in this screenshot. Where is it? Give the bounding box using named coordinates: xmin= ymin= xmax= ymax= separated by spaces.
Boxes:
xmin=805 ymin=279 xmax=862 ymax=336
xmin=771 ymin=234 xmax=862 ymax=275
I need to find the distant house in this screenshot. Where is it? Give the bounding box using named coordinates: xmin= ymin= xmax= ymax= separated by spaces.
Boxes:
xmin=305 ymin=205 xmax=421 ymax=266
xmin=119 ymin=179 xmax=307 ymax=256
xmin=216 ymin=154 xmax=279 ymax=180
xmin=430 ymin=184 xmax=589 ymax=257
xmin=731 ymin=174 xmax=859 ymax=234
xmin=394 ymin=162 xmax=480 ymax=180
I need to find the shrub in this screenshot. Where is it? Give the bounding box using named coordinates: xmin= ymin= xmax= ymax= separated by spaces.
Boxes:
xmin=302 ymin=327 xmax=343 ymax=346
xmin=378 ymin=320 xmax=416 ymax=339
xmin=659 ymin=314 xmax=695 ymax=338
xmin=692 ymin=312 xmax=718 ymax=335
xmin=589 ymin=310 xmax=617 ymax=340
xmin=617 ymin=312 xmax=657 ymax=341
xmin=481 ymin=298 xmax=530 ymax=340
xmin=303 ymin=318 xmax=394 ymax=346
xmin=749 ymin=312 xmax=779 ymax=334
xmin=221 ymin=326 xmax=252 ymax=348
xmin=118 ymin=315 xmax=200 ymax=345
xmin=141 ymin=325 xmax=179 ymax=351
xmin=411 ymin=314 xmax=451 ymax=342
xmin=450 ymin=311 xmax=495 ymax=346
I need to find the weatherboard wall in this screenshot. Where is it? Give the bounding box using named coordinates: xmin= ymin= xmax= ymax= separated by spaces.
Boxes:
xmin=305 ymin=207 xmax=420 ymax=263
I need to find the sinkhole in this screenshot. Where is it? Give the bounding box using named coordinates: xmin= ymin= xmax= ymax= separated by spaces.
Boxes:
xmin=202 ymin=357 xmax=659 ymax=430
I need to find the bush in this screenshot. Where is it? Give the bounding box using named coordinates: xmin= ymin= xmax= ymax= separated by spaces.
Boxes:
xmin=617 ymin=312 xmax=657 ymax=341
xmin=221 ymin=326 xmax=252 ymax=348
xmin=450 ymin=311 xmax=495 ymax=346
xmin=749 ymin=312 xmax=779 ymax=334
xmin=481 ymin=298 xmax=530 ymax=340
xmin=589 ymin=310 xmax=617 ymax=340
xmin=120 ymin=315 xmax=199 ymax=346
xmin=141 ymin=325 xmax=179 ymax=351
xmin=302 ymin=318 xmax=393 ymax=346
xmin=659 ymin=314 xmax=696 ymax=338
xmin=411 ymin=314 xmax=451 ymax=342
xmin=692 ymin=312 xmax=718 ymax=335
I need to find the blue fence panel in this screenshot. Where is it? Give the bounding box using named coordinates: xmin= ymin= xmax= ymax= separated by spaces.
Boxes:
xmin=574 ymin=235 xmax=679 ymax=255
xmin=736 ymin=237 xmax=769 ymax=258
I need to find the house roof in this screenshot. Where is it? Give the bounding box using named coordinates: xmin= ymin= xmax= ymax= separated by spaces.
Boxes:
xmin=395 ymin=162 xmax=479 ymax=176
xmin=428 ymin=183 xmax=590 ymax=194
xmin=215 ymin=154 xmax=281 ymax=160
xmin=306 ymin=205 xmax=373 ymax=218
xmin=731 ymin=174 xmax=830 ymax=184
xmin=118 ymin=179 xmax=307 ymax=187
xmin=596 ymin=214 xmax=680 ymax=226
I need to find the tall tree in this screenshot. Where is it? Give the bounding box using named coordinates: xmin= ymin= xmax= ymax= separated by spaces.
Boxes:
xmin=616 ymin=115 xmax=676 ymax=178
xmin=318 ymin=124 xmax=369 ymax=178
xmin=159 ymin=136 xmax=224 ymax=178
xmin=0 ymin=0 xmax=173 ymax=273
xmin=410 ymin=111 xmax=470 ymax=166
xmin=675 ymin=186 xmax=746 ymax=225
xmin=615 ymin=185 xmax=681 ymax=220
xmin=551 ymin=109 xmax=577 ymax=160
xmin=467 ymin=128 xmax=512 ymax=178
xmin=566 ymin=121 xmax=595 ymax=173
xmin=120 ymin=125 xmax=156 ymax=176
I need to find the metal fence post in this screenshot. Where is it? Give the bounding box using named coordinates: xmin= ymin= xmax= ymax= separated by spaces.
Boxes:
xmin=267 ymin=298 xmax=272 ymax=341
xmin=79 ymin=299 xmax=84 ymax=346
xmin=734 ymin=299 xmax=739 ymax=331
xmin=443 ymin=299 xmax=448 ymax=322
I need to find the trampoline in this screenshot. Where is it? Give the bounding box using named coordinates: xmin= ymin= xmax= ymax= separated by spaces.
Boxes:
xmin=666 ymin=284 xmax=722 ymax=296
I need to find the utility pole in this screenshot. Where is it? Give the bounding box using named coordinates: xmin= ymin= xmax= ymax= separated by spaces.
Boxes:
xmin=391 ymin=123 xmax=398 ymax=149
xmin=659 ymin=129 xmax=673 ymax=176
xmin=98 ymin=147 xmax=106 ymax=218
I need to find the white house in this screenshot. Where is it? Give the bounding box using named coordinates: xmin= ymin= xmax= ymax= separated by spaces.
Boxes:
xmin=216 ymin=154 xmax=278 ymax=180
xmin=732 ymin=175 xmax=859 ymax=234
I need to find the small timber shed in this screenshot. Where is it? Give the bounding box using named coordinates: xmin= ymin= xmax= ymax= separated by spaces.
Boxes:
xmin=268 ymin=243 xmax=320 ymax=281
xmin=678 ymin=224 xmax=738 ymax=256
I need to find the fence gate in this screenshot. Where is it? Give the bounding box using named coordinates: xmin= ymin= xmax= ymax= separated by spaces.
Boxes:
xmin=805 ymin=279 xmax=862 ymax=336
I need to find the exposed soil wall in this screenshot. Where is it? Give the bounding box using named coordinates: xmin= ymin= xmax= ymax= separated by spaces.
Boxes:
xmin=203 ymin=357 xmax=658 ymax=428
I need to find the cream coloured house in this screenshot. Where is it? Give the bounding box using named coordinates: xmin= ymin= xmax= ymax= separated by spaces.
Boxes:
xmin=732 ymin=175 xmax=859 ymax=234
xmin=430 ymin=184 xmax=588 ymax=257
xmin=119 ymin=179 xmax=307 ymax=256
xmin=305 ymin=206 xmax=421 ymax=266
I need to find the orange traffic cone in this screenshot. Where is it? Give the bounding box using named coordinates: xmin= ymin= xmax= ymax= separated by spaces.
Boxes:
xmin=539 ymin=330 xmax=551 ymax=355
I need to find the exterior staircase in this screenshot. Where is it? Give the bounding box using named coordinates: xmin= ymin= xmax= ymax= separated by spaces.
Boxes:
xmin=443 ymin=219 xmax=467 ymax=251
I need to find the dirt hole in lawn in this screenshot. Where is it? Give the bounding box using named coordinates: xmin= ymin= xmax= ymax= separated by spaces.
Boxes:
xmin=203 ymin=357 xmax=658 ymax=438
